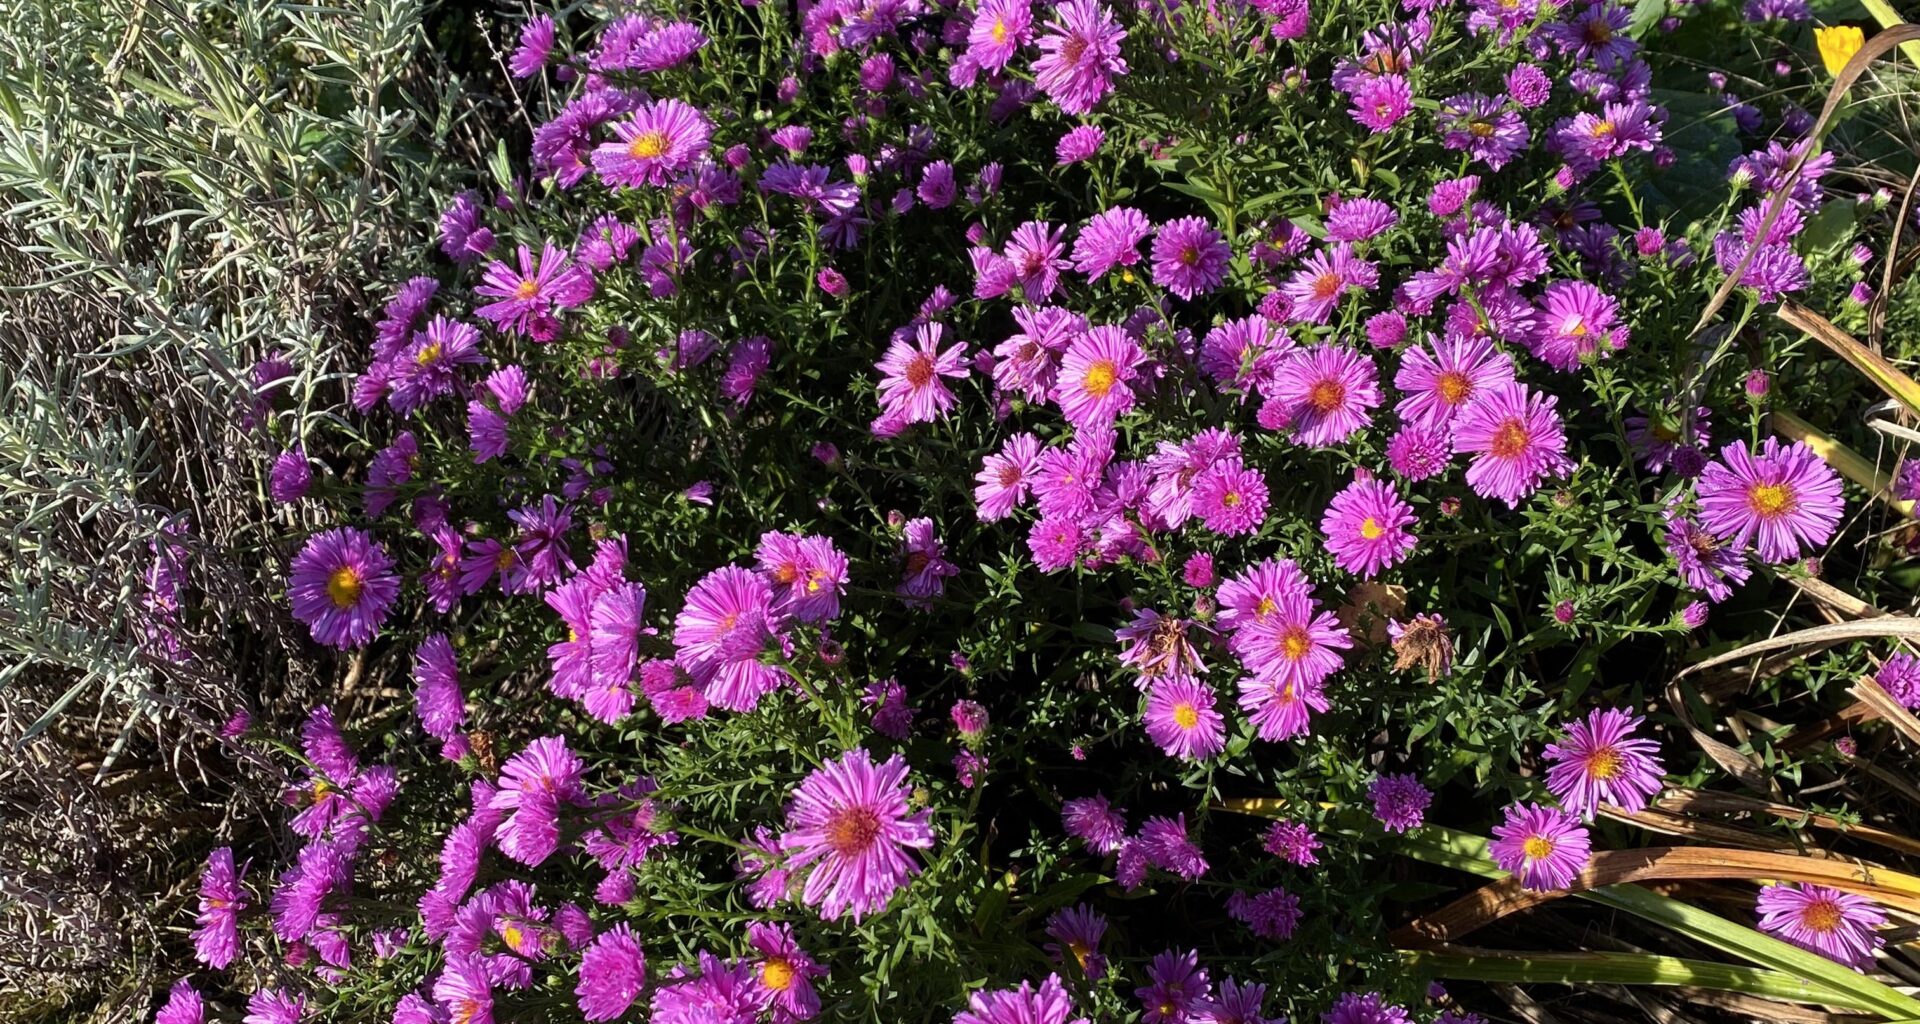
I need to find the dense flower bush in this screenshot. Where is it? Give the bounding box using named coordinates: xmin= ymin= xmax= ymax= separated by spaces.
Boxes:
xmin=155 ymin=0 xmax=1920 ymax=1022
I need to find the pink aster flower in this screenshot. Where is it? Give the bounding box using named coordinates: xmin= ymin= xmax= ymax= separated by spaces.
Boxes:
xmin=673 ymin=565 xmax=789 ymax=712
xmin=1489 ymin=803 xmax=1592 ymax=891
xmin=157 ymin=980 xmax=205 ymax=1024
xmin=412 ymin=633 xmax=466 ymax=743
xmin=593 ymin=99 xmax=712 ymax=188
xmin=1262 ymin=820 xmax=1322 ymax=865
xmin=1451 ymin=383 xmax=1572 ymax=508
xmin=1368 ymin=773 xmax=1431 ymax=833
xmin=1056 ymin=325 xmax=1143 ymax=428
xmin=475 ymin=243 xmax=592 ymax=339
xmin=1151 ymin=216 xmax=1232 ymax=300
xmin=779 ymin=748 xmax=935 ymax=921
xmin=1044 ymin=905 xmax=1109 ymax=978
xmin=1192 ymin=458 xmax=1270 ymax=536
xmin=1236 ymin=673 xmax=1341 ymax=743
xmin=1073 ymin=206 xmax=1152 ymax=280
xmin=1664 ymin=511 xmax=1752 ymax=603
xmin=748 ymin=921 xmax=828 ymax=1023
xmin=509 ymin=15 xmax=556 ymax=78
xmin=1386 ymin=424 xmax=1452 ymax=482
xmin=1226 ymin=889 xmax=1302 ymax=944
xmin=1694 ymin=438 xmax=1844 ymax=565
xmin=287 ymin=528 xmax=400 ymax=649
xmin=490 ymin=735 xmax=586 ymax=865
xmin=755 ymin=532 xmax=849 ymax=624
xmin=576 ymin=925 xmax=646 ymax=1022
xmin=1282 ymin=245 xmax=1379 ymax=325
xmin=1756 ymin=883 xmax=1886 ymax=971
xmin=1117 ymin=607 xmax=1208 ymax=683
xmin=1532 ymin=280 xmax=1623 ymax=371
xmin=1137 ymin=949 xmax=1210 ymax=1024
xmin=1393 ymin=336 xmax=1515 ymax=430
xmin=1543 ymin=707 xmax=1666 ymax=818
xmin=1005 ymin=220 xmax=1072 ymax=300
xmin=1056 ymin=125 xmax=1105 ymax=164
xmin=976 ymin=432 xmax=1045 ymax=521
xmin=1144 ymin=677 xmax=1226 ymax=760
xmin=1033 ymin=0 xmax=1128 ymax=115
xmin=1349 ymin=74 xmax=1412 ymax=132
xmin=1200 ymin=316 xmax=1293 ymax=394
xmin=1324 ymin=993 xmax=1411 ymax=1024
xmin=243 ymin=989 xmax=307 ymax=1024
xmin=969 ymin=0 xmax=1034 ymax=72
xmin=958 ymin=975 xmax=1088 ymax=1024
xmin=1320 ymin=476 xmax=1417 ymax=577
xmin=192 ymin=847 xmax=247 ymax=968
xmin=876 ymin=322 xmax=970 ymax=425
xmin=899 ymin=518 xmax=959 ymax=606
xmin=1062 ymin=795 xmax=1127 ymax=853
xmin=1268 ymin=346 xmax=1381 ymax=447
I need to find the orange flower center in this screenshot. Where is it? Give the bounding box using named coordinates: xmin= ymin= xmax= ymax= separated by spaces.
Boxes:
xmin=1801 ymin=897 xmax=1845 ymax=934
xmin=1437 ymin=370 xmax=1472 ymax=406
xmin=1083 ymin=360 xmax=1117 ymax=398
xmin=763 ymin=957 xmax=797 ymax=991
xmin=1311 ymin=272 xmax=1343 ymax=300
xmin=1585 ymin=746 xmax=1622 ymax=781
xmin=1489 ymin=420 xmax=1529 ymax=459
xmin=904 ymin=352 xmax=936 ymax=388
xmin=824 ymin=806 xmax=883 ymax=856
xmin=1468 ymin=119 xmax=1495 ymax=139
xmin=513 ymin=279 xmax=540 ymax=301
xmin=1279 ymin=626 xmax=1311 ymax=661
xmin=1308 ymin=379 xmax=1346 ymax=413
xmin=629 ymin=130 xmax=670 ymax=160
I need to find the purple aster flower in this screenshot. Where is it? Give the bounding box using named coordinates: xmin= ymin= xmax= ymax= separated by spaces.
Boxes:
xmin=1268 ymin=345 xmax=1380 ymax=447
xmin=652 ymin=952 xmax=760 ymax=1024
xmin=1452 ymin=383 xmax=1572 ymax=508
xmin=192 ymin=847 xmax=247 ymax=968
xmin=1144 ymin=677 xmax=1226 ymax=760
xmin=490 ymin=735 xmax=586 ymax=865
xmin=510 ymin=15 xmax=556 ymax=78
xmin=1325 ymin=197 xmax=1397 ymax=243
xmin=1073 ymin=206 xmax=1152 ymax=281
xmin=438 ymin=191 xmax=493 ymax=265
xmin=1756 ymin=883 xmax=1884 ymax=970
xmin=1348 ymin=74 xmax=1411 ymax=133
xmin=674 ymin=565 xmax=788 ymax=712
xmin=288 ymin=528 xmax=399 ymax=648
xmin=1323 ymin=992 xmax=1412 ymax=1024
xmin=1438 ymin=93 xmax=1529 ymax=170
xmin=779 ymin=748 xmax=935 ymax=921
xmin=957 ymin=975 xmax=1086 ymax=1024
xmin=1506 ymin=63 xmax=1551 ymax=107
xmin=1321 ymin=476 xmax=1417 ymax=577
xmin=1664 ymin=511 xmax=1752 ymax=602
xmin=593 ymin=99 xmax=713 ymax=188
xmin=1263 ymin=820 xmax=1321 ymax=865
xmin=748 ymin=921 xmax=827 ymax=1023
xmin=1532 ymin=280 xmax=1622 ymax=371
xmin=1394 ymin=336 xmax=1514 ymax=431
xmin=876 ymin=322 xmax=970 ymax=425
xmin=1226 ymin=890 xmax=1301 ymax=944
xmin=1006 ymin=220 xmax=1072 ymax=300
xmin=1490 ymin=803 xmax=1592 ymax=890
xmin=1694 ymin=438 xmax=1844 ymax=564
xmin=898 ymin=517 xmax=959 ymax=606
xmin=1386 ymin=424 xmax=1452 ymax=482
xmin=1043 ymin=905 xmax=1108 ymax=978
xmin=1056 ymin=125 xmax=1104 ymax=164
xmin=157 ymin=979 xmax=205 ymax=1024
xmin=1543 ymin=707 xmax=1666 ymax=818
xmin=1137 ymin=949 xmax=1210 ymax=1024
xmin=1877 ymin=653 xmax=1920 ymax=708
xmin=1368 ymin=773 xmax=1431 ymax=833
xmin=475 ymin=243 xmax=592 ymax=339
xmin=270 ymin=449 xmax=311 ymax=503
xmin=243 ymin=989 xmax=307 ymax=1024
xmin=1057 ymin=325 xmax=1143 ymax=428
xmin=412 ymin=633 xmax=466 ymax=742
xmin=975 ymin=432 xmax=1045 ymax=521
xmin=1151 ymin=216 xmax=1231 ymax=300
xmin=1063 ymin=794 xmax=1127 ymax=853
xmin=968 ymin=0 xmax=1034 ymax=72
xmin=1282 ymin=244 xmax=1378 ymax=324
xmin=577 ymin=925 xmax=647 ymax=1022
xmin=1193 ymin=458 xmax=1270 ymax=537
xmin=1033 ymin=0 xmax=1128 ymax=115
xmin=390 ymin=315 xmax=485 ymax=414
xmin=755 ymin=533 xmax=848 ymax=625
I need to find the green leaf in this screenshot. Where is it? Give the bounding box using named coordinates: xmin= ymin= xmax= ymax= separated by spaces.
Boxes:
xmin=1406 ymin=949 xmax=1874 ymax=1009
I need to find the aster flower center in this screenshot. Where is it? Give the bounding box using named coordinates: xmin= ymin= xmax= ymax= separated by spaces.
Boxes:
xmin=1585 ymin=20 xmax=1613 ymax=44
xmin=502 ymin=922 xmax=525 ymax=950
xmin=1310 ymin=271 xmax=1343 ymax=300
xmin=1437 ymin=370 xmax=1473 ymax=405
xmin=1566 ymin=317 xmax=1589 ymax=338
xmin=904 ymin=551 xmax=931 ymax=575
xmin=1173 ymin=702 xmax=1200 ymax=729
xmin=1060 ymin=35 xmax=1089 ymax=63
xmin=495 ymin=547 xmax=517 ymax=571
xmin=1084 ymin=360 xmax=1118 ymax=397
xmin=1068 ymin=940 xmax=1092 ymax=967
xmin=415 ymin=342 xmax=444 ymax=367
xmin=454 ymin=1000 xmax=480 ymax=1024
xmin=1746 ymin=482 xmax=1795 ymax=519
xmin=998 ymin=465 xmax=1024 ymax=487
xmin=1360 ymin=516 xmax=1385 ymax=540
xmin=1221 ymin=491 xmax=1241 ymax=508
xmin=629 ymin=130 xmax=670 ymax=159
xmin=1585 ymin=745 xmax=1623 ymax=780
xmin=1179 ymin=245 xmax=1200 ymax=266
xmin=1308 ymin=379 xmax=1347 ymax=413
xmin=325 ymin=566 xmax=364 ymax=609
xmin=1590 ymin=120 xmax=1616 ymax=139
xmin=904 ymin=352 xmax=937 ymax=387
xmin=311 ymin=778 xmax=335 ymax=803
xmin=1489 ymin=420 xmax=1530 ymax=459
xmin=823 ymin=806 xmax=884 ymax=856
xmin=513 ymin=279 xmax=540 ymax=300
xmin=1279 ymin=626 xmax=1311 ymax=661
xmin=991 ymin=18 xmax=1008 ymax=43
xmin=762 ymin=957 xmax=797 ymax=990
xmin=1468 ymin=119 xmax=1496 ymax=139
xmin=1522 ymin=835 xmax=1556 ymax=860
xmin=1254 ymin=596 xmax=1277 ymax=620
xmin=1801 ymin=897 xmax=1845 ymax=933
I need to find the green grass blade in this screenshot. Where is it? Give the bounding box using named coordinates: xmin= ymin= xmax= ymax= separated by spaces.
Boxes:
xmin=1404 ymin=950 xmax=1876 ymax=1010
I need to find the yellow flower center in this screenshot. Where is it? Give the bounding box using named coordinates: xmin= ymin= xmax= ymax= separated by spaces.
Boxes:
xmin=1173 ymin=702 xmax=1200 ymax=730
xmin=991 ymin=18 xmax=1008 ymax=43
xmin=1801 ymin=897 xmax=1845 ymax=934
xmin=763 ymin=957 xmax=797 ymax=991
xmin=1522 ymin=835 xmax=1555 ymax=861
xmin=1589 ymin=120 xmax=1616 ymax=139
xmin=1360 ymin=517 xmax=1384 ymax=540
xmin=495 ymin=547 xmax=516 ymax=571
xmin=415 ymin=342 xmax=444 ymax=367
xmin=1437 ymin=370 xmax=1472 ymax=406
xmin=1280 ymin=626 xmax=1311 ymax=661
xmin=629 ymin=130 xmax=670 ymax=160
xmin=1254 ymin=596 xmax=1276 ymax=620
xmin=1585 ymin=746 xmax=1622 ymax=781
xmin=1489 ymin=420 xmax=1529 ymax=459
xmin=1083 ymin=360 xmax=1118 ymax=398
xmin=325 ymin=566 xmax=363 ymax=609
xmin=1747 ymin=483 xmax=1794 ymax=519
xmin=502 ymin=922 xmax=524 ymax=949
xmin=1222 ymin=491 xmax=1241 ymax=508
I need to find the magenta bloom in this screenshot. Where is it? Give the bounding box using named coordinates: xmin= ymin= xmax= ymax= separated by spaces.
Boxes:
xmin=1062 ymin=795 xmax=1127 ymax=853
xmin=1368 ymin=773 xmax=1431 ymax=833
xmin=1755 ymin=883 xmax=1886 ymax=970
xmin=1393 ymin=336 xmax=1515 ymax=430
xmin=1236 ymin=625 xmax=1348 ymax=740
xmin=509 ymin=14 xmax=556 ymax=77
xmin=269 ymin=449 xmax=311 ymax=503
xmin=1325 ymin=197 xmax=1397 ymax=243
xmin=243 ymin=989 xmax=307 ymax=1024
xmin=1877 ymin=653 xmax=1920 ymax=708
xmin=1386 ymin=424 xmax=1452 ymax=482
xmin=1151 ymin=216 xmax=1231 ymax=300
xmin=1137 ymin=949 xmax=1210 ymax=1024
xmin=975 ymin=432 xmax=1044 ymax=521
xmin=1532 ymin=280 xmax=1622 ymax=371
xmin=491 ymin=735 xmax=587 ymax=865
xmin=475 ymin=243 xmax=592 ymax=338
xmin=779 ymin=748 xmax=934 ymax=921
xmin=412 ymin=633 xmax=466 ymax=743
xmin=1144 ymin=677 xmax=1226 ymax=761
xmin=1056 ymin=325 xmax=1143 ymax=428
xmin=674 ymin=565 xmax=788 ymax=712
xmin=1056 ymin=125 xmax=1104 ymax=164
xmin=957 ymin=975 xmax=1086 ymax=1024
xmin=1227 ymin=889 xmax=1302 ymax=943
xmin=876 ymin=322 xmax=970 ymax=425
xmin=1324 ymin=993 xmax=1412 ymax=1024
xmin=969 ymin=0 xmax=1033 ymax=72
xmin=434 ymin=955 xmax=493 ymax=1024
xmin=287 ymin=528 xmax=399 ymax=648
xmin=749 ymin=921 xmax=827 ymax=1023
xmin=1543 ymin=708 xmax=1666 ymax=817
xmin=899 ymin=518 xmax=959 ymax=606
xmin=593 ymin=99 xmax=712 ymax=188
xmin=1664 ymin=512 xmax=1752 ymax=603
xmin=1282 ymin=245 xmax=1378 ymax=325
xmin=1694 ymin=438 xmax=1844 ymax=564
xmin=1438 ymin=93 xmax=1530 ymax=170
xmin=1263 ymin=820 xmax=1322 ymax=865
xmin=1269 ymin=346 xmax=1380 ymax=447
xmin=1033 ymin=0 xmax=1128 ymax=115
xmin=1321 ymin=476 xmax=1417 ymax=577
xmin=157 ymin=980 xmax=205 ymax=1024
xmin=756 ymin=532 xmax=849 ymax=624
xmin=577 ymin=924 xmax=646 ymax=1022
xmin=1216 ymin=558 xmax=1311 ymax=634
xmin=1005 ymin=220 xmax=1072 ymax=300
xmin=1044 ymin=905 xmax=1109 ymax=978
xmin=191 ymin=847 xmax=247 ymax=968
xmin=1073 ymin=206 xmax=1152 ymax=280
xmin=1193 ymin=458 xmax=1270 ymax=536
xmin=1489 ymin=803 xmax=1592 ymax=891
xmin=1349 ymin=74 xmax=1412 ymax=132
xmin=1451 ymin=383 xmax=1572 ymax=508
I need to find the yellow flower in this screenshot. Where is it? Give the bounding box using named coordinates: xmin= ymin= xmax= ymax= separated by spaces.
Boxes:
xmin=1816 ymin=25 xmax=1865 ymax=76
